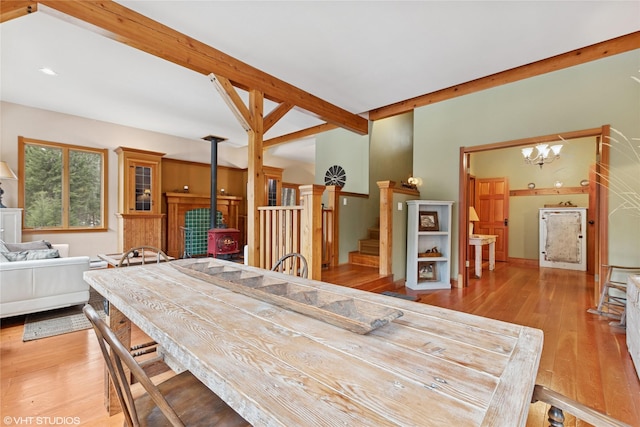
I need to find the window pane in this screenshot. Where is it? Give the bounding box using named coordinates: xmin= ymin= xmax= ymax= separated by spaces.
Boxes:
xmin=21 ymin=137 xmax=106 ymax=231
xmin=24 ymin=144 xmax=63 ymax=228
xmin=267 ymin=178 xmax=277 ymax=206
xmin=69 ymin=150 xmax=103 ymax=227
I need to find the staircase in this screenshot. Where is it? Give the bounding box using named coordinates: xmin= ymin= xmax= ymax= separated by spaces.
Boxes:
xmin=349 ymin=220 xmax=380 ymax=268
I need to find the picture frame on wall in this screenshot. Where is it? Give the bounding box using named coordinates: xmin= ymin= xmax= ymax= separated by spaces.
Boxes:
xmin=418 ymin=211 xmax=439 ymax=231
xmin=418 ymin=261 xmax=438 ymax=281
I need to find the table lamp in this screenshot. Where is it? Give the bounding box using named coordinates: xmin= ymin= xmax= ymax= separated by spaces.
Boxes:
xmin=469 ymin=206 xmax=480 ymax=235
xmin=0 ymin=161 xmax=17 ymax=208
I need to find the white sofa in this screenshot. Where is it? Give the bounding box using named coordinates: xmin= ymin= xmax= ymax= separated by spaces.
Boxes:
xmin=0 ymin=244 xmax=91 ymax=318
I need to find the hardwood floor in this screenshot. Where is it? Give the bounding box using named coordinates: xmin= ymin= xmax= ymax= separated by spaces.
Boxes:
xmin=406 ymin=263 xmax=640 ymax=427
xmin=1 ymin=263 xmax=638 ymax=426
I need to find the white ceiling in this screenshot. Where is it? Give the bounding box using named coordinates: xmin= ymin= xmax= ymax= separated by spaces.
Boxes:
xmin=1 ymin=1 xmax=638 ymax=165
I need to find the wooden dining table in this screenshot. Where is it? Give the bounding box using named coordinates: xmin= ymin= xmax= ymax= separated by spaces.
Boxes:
xmin=83 ymin=258 xmax=543 ymax=426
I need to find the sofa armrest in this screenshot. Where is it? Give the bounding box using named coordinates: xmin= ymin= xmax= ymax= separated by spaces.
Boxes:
xmin=0 ymin=256 xmax=90 ymax=271
xmin=51 ymin=244 xmax=69 ymax=258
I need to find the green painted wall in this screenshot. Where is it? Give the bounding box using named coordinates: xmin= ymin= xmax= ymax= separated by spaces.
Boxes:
xmin=414 ymin=49 xmax=640 ymax=277
xmin=471 ymin=137 xmax=595 ymax=259
xmin=316 ymin=127 xmax=371 ymax=264
xmin=315 ymin=128 xmax=369 ymax=195
xmin=316 ymin=49 xmax=639 ymax=279
xmin=316 ymin=114 xmax=414 ymax=265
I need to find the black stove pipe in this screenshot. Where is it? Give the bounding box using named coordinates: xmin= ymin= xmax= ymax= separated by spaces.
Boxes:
xmin=202 ymin=135 xmax=227 ymax=229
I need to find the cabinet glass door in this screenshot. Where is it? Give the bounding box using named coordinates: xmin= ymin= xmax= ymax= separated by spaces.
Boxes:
xmin=135 ymin=165 xmax=152 ymax=211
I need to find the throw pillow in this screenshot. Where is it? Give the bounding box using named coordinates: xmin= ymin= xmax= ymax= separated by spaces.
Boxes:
xmin=0 ymin=252 xmax=9 ymax=263
xmin=4 ymin=249 xmax=60 ymax=262
xmin=4 ymin=240 xmax=51 ymax=252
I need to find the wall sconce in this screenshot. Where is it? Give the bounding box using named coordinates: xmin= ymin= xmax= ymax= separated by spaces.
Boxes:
xmin=0 ymin=161 xmax=17 ymax=208
xmin=522 ymin=143 xmax=562 ymax=168
xmin=407 ymin=176 xmax=422 ymax=187
xmin=469 ymin=206 xmax=480 ymax=235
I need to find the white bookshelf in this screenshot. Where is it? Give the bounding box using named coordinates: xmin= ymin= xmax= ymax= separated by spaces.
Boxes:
xmin=406 ymin=200 xmax=453 ymax=290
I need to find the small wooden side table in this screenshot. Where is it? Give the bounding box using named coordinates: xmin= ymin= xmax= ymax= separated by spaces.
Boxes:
xmin=469 ymin=234 xmax=498 ymax=278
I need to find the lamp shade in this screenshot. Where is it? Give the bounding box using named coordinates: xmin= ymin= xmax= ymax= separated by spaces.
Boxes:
xmin=469 ymin=206 xmax=480 ymax=222
xmin=0 ymin=162 xmax=17 ymax=180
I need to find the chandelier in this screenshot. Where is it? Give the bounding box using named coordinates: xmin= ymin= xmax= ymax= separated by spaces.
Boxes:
xmin=522 ymin=143 xmax=562 ymax=168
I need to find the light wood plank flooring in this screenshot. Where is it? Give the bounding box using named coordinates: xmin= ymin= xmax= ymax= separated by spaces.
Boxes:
xmin=1 ymin=263 xmax=638 ymax=426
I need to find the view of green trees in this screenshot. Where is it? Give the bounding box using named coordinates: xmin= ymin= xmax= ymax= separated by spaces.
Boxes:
xmin=24 ymin=143 xmax=103 ymax=229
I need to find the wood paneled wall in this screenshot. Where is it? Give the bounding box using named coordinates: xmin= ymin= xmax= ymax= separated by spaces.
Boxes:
xmin=161 ymin=158 xmax=247 ymax=210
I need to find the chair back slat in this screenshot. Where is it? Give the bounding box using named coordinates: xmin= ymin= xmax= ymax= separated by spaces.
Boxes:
xmin=83 ymin=305 xmax=185 ymax=427
xmin=118 ymin=246 xmax=170 ymax=267
xmin=271 ymin=252 xmax=308 ymax=278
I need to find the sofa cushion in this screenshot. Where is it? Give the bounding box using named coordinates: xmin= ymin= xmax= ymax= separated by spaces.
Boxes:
xmin=3 ymin=249 xmax=60 ymax=262
xmin=3 ymin=240 xmax=52 ymax=252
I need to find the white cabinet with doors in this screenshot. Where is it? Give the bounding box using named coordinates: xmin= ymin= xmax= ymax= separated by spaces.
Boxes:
xmin=406 ymin=200 xmax=453 ymax=290
xmin=0 ymin=208 xmax=22 ymax=244
xmin=539 ymin=207 xmax=587 ymax=271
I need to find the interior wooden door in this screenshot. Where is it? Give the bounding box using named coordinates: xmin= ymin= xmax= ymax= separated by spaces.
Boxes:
xmin=476 ymin=177 xmax=508 ymax=262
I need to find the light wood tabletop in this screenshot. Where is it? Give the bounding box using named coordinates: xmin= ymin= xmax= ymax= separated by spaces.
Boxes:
xmin=84 ymin=258 xmax=543 ymax=426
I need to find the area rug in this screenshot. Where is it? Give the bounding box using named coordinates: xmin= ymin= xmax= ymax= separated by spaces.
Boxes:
xmin=381 ymin=291 xmax=418 ymax=301
xmin=22 ymin=288 xmax=105 ymax=342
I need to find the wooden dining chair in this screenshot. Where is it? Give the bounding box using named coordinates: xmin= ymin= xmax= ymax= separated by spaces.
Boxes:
xmin=83 ymin=305 xmax=251 ymax=427
xmin=118 ymin=246 xmax=171 ymax=267
xmin=271 ymin=252 xmax=308 ymax=278
xmin=117 ymin=246 xmax=171 ymax=358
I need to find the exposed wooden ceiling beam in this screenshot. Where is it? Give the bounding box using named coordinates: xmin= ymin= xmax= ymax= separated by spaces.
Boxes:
xmin=35 ymin=0 xmax=368 ymax=135
xmin=1 ymin=1 xmax=37 ymax=23
xmin=264 ymin=102 xmax=294 ymax=134
xmin=370 ymin=31 xmax=640 ymax=121
xmin=264 ymin=123 xmax=338 ymax=149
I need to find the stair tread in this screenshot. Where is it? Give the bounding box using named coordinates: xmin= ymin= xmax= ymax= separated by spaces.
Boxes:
xmin=349 ymin=251 xmax=380 ymax=267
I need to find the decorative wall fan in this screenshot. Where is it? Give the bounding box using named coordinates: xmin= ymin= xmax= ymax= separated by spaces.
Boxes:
xmin=324 ymin=165 xmax=346 ymax=187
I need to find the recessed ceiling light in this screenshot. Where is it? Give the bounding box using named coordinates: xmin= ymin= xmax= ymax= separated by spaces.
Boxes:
xmin=39 ymin=67 xmax=58 ymax=76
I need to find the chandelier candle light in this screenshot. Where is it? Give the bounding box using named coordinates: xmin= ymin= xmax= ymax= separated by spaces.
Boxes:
xmin=522 ymin=143 xmax=562 ymax=168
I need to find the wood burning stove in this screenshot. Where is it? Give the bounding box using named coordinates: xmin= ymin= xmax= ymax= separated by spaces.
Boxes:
xmin=207 ymin=228 xmax=240 ymax=258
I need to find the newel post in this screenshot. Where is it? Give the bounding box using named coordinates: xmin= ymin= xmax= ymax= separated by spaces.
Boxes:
xmin=326 ymin=185 xmax=341 ymax=266
xmin=377 ymin=181 xmax=395 ymax=276
xmin=300 ymin=184 xmax=325 ymax=280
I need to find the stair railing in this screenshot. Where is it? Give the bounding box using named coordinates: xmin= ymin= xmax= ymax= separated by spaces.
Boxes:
xmin=258 ymin=205 xmax=303 ymax=272
xmin=258 ymin=184 xmax=341 ymax=280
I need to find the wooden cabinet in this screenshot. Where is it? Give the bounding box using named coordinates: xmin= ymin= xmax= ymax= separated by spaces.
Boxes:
xmin=115 ymin=147 xmax=164 ymax=214
xmin=115 ymin=147 xmax=165 ymax=251
xmin=406 ymin=200 xmax=453 ymax=290
xmin=0 ymin=208 xmax=22 ymax=244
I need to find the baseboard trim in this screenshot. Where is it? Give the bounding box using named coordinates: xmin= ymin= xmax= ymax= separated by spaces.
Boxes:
xmin=508 ymin=257 xmax=539 ymax=267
